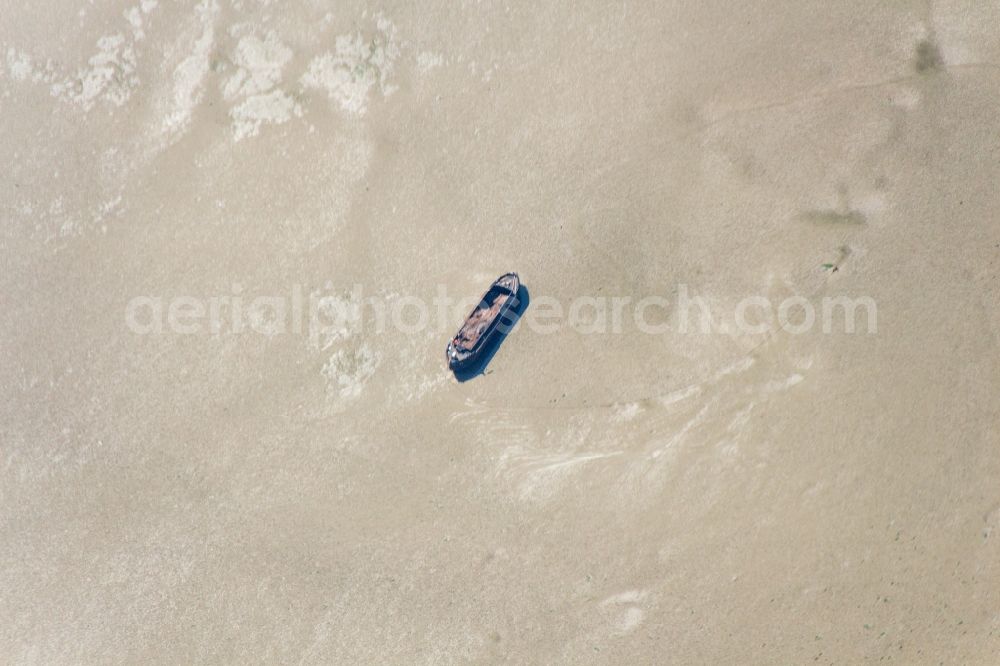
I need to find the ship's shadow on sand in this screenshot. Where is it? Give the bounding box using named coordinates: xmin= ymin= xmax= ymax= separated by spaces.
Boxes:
xmin=452 ymin=285 xmax=530 ymax=383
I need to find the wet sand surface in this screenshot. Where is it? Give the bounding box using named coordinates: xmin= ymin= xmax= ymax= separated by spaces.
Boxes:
xmin=3 ymin=1 xmax=1000 ymax=662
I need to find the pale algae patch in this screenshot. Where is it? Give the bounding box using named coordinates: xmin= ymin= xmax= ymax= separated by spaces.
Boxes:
xmin=322 ymin=345 xmax=381 ymax=400
xmin=223 ymin=31 xmax=291 ymax=100
xmin=55 ymin=34 xmax=136 ymax=109
xmin=162 ymin=0 xmax=219 ymax=138
xmin=230 ymin=88 xmax=301 ymax=141
xmin=300 ymin=15 xmax=400 ymax=116
xmin=125 ymin=0 xmax=158 ymax=41
xmin=415 ymin=50 xmax=443 ymax=74
xmin=308 ymin=289 xmax=362 ymax=351
xmin=5 ymin=48 xmax=51 ymax=83
xmin=223 ymin=29 xmax=301 ymax=140
xmin=600 ymin=590 xmax=649 ymax=636
xmin=45 ymin=0 xmax=159 ymax=111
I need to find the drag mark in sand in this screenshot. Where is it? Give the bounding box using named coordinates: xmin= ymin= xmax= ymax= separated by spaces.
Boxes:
xmin=497 ymin=447 xmax=623 ymax=501
xmin=617 ymin=348 xmax=815 ymax=496
xmin=454 ymin=349 xmax=812 ymax=504
xmin=450 ymin=400 xmax=623 ymax=501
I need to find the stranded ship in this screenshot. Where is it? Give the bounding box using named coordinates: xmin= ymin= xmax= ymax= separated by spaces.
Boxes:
xmin=446 ymin=273 xmax=520 ymax=371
